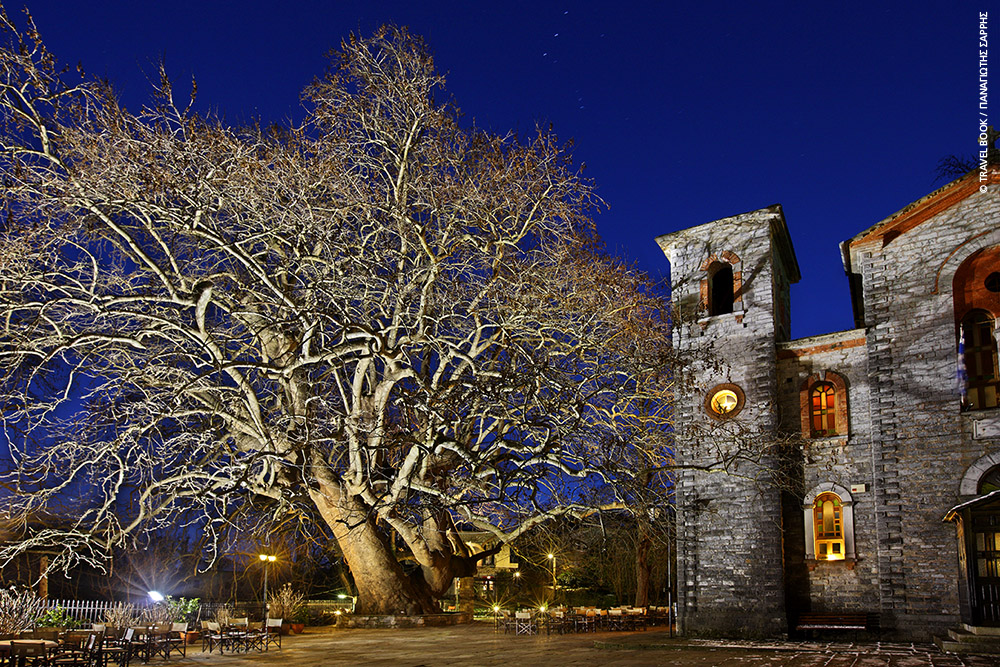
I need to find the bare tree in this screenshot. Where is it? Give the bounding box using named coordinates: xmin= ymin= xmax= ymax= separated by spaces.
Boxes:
xmin=0 ymin=13 xmax=674 ymax=614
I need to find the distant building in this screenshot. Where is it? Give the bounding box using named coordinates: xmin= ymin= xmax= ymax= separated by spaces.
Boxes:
xmin=656 ymin=164 xmax=1000 ymax=643
xmin=459 ymin=532 xmax=519 ymax=595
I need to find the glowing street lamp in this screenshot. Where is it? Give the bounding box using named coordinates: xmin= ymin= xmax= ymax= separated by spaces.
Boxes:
xmin=148 ymin=591 xmax=164 ymax=603
xmin=547 ymin=553 xmax=557 ymax=599
xmin=337 ymin=593 xmax=357 ymax=613
xmin=259 ymin=554 xmax=276 ymax=612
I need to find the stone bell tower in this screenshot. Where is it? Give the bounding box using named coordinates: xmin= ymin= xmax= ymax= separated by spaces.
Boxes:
xmin=656 ymin=204 xmax=799 ymax=637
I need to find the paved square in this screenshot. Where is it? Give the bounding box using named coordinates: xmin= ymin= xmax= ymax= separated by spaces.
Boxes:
xmin=174 ymin=625 xmax=1000 ymax=666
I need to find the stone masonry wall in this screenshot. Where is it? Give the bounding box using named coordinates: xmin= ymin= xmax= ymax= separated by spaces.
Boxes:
xmin=776 ymin=330 xmax=880 ymax=616
xmin=658 ymin=207 xmax=793 ymax=637
xmin=848 ymin=184 xmax=1000 ymax=639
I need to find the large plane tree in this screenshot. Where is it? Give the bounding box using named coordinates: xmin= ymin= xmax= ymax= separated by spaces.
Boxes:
xmin=0 ymin=11 xmax=673 ymax=613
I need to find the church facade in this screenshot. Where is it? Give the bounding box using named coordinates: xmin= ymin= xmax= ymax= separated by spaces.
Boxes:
xmin=656 ymin=165 xmax=1000 ymax=641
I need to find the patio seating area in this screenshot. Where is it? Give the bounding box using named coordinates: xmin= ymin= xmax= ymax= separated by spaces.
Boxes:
xmin=0 ymin=619 xmax=287 ymax=667
xmin=494 ymin=605 xmax=670 ymax=636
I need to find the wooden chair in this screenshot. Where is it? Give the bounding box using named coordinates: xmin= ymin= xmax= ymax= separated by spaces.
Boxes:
xmin=545 ymin=611 xmax=569 ymax=635
xmin=95 ymin=628 xmax=132 ymax=667
xmin=513 ymin=611 xmax=536 ymax=635
xmin=262 ymin=618 xmax=282 ymax=651
xmin=125 ymin=628 xmax=152 ymax=664
xmin=151 ymin=623 xmax=186 ymax=660
xmin=10 ymin=640 xmax=52 ymax=667
xmin=52 ymin=632 xmax=98 ymax=667
xmin=200 ymin=622 xmax=224 ymax=654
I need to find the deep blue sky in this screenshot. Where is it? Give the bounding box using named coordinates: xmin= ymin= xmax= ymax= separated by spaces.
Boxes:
xmin=19 ymin=1 xmax=988 ymax=339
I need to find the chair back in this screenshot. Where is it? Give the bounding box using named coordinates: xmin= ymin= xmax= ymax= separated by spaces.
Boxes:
xmin=170 ymin=622 xmax=188 ymax=633
xmin=120 ymin=628 xmax=135 ymax=643
xmin=31 ymin=628 xmax=61 ymax=641
xmin=154 ymin=622 xmax=172 ymax=633
xmin=265 ymin=618 xmax=282 ymax=629
xmin=11 ymin=640 xmax=49 ymax=658
xmin=231 ymin=617 xmax=249 ymax=627
xmin=92 ymin=624 xmax=106 ymax=633
xmin=515 ymin=611 xmax=531 ymax=619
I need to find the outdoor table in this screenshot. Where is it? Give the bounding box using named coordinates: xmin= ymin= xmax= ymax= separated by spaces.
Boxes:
xmin=0 ymin=639 xmax=60 ymax=664
xmin=0 ymin=640 xmax=59 ymax=652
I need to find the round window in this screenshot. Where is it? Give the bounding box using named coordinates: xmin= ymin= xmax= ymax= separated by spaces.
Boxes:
xmin=985 ymin=272 xmax=1000 ymax=293
xmin=705 ymin=383 xmax=745 ymax=419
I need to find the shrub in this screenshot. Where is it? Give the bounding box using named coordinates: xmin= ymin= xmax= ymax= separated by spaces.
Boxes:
xmin=35 ymin=606 xmax=81 ymax=629
xmin=267 ymin=584 xmax=304 ymax=621
xmin=163 ymin=596 xmax=200 ymax=623
xmin=103 ymin=602 xmax=141 ymax=628
xmin=0 ymin=587 xmax=43 ymax=635
xmin=214 ymin=605 xmax=233 ymax=626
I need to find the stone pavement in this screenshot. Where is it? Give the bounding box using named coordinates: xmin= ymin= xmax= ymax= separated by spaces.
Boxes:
xmin=176 ymin=624 xmax=1000 ymax=666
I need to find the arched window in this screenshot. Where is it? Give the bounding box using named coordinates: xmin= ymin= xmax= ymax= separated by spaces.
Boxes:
xmin=979 ymin=465 xmax=1000 ymax=494
xmin=813 ymin=492 xmax=845 ymax=561
xmin=810 ymin=383 xmax=837 ymax=437
xmin=708 ymin=263 xmax=734 ymax=316
xmin=799 ymin=372 xmax=849 ymax=439
xmin=802 ymin=484 xmax=856 ymax=568
xmin=961 ymin=309 xmax=1000 ymax=411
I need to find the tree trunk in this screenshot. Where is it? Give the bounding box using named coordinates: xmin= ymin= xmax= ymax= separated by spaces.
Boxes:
xmin=311 ymin=485 xmax=440 ymax=615
xmin=634 ymin=532 xmax=651 ymax=608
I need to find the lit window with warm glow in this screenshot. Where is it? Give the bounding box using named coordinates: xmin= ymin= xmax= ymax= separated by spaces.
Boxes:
xmin=810 ymin=383 xmax=837 ymax=436
xmin=813 ymin=492 xmax=845 ymax=560
xmin=711 ymin=389 xmax=738 ymax=415
xmin=705 ymin=383 xmax=745 ymax=419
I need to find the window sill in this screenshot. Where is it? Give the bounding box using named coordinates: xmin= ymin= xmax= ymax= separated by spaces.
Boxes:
xmin=961 ymin=406 xmax=1000 ymax=415
xmin=805 ymin=557 xmax=856 ymax=571
xmin=802 ymin=435 xmax=849 ymax=449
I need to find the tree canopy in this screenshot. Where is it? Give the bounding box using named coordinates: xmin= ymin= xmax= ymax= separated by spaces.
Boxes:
xmin=0 ymin=11 xmax=673 ymax=613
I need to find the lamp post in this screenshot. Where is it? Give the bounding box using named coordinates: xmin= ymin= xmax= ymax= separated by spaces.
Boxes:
xmin=258 ymin=553 xmax=276 ymax=613
xmin=547 ymin=553 xmax=556 ymax=601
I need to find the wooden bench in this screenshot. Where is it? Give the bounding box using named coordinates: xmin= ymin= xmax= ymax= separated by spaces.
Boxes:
xmin=795 ymin=613 xmax=880 ymax=640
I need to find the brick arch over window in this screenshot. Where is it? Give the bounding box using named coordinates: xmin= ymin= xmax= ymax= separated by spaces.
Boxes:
xmin=933 ymin=228 xmax=1000 ymax=296
xmin=799 ymin=371 xmax=849 ymax=439
xmin=698 ymin=251 xmax=743 ymax=318
xmin=959 ymin=451 xmax=1000 ymax=496
xmin=953 ymin=244 xmax=1000 ymax=321
xmin=954 ymin=246 xmax=1000 ymax=411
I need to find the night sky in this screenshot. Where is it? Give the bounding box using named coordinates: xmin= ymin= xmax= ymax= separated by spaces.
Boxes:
xmin=16 ymin=1 xmax=990 ymax=339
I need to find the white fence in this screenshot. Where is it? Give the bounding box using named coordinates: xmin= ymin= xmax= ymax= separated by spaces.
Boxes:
xmin=39 ymin=599 xmax=120 ymax=625
xmin=39 ymin=598 xmax=354 ymax=625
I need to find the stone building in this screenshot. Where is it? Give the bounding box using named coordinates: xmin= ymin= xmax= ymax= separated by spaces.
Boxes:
xmin=656 ymin=164 xmax=1000 ymax=642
